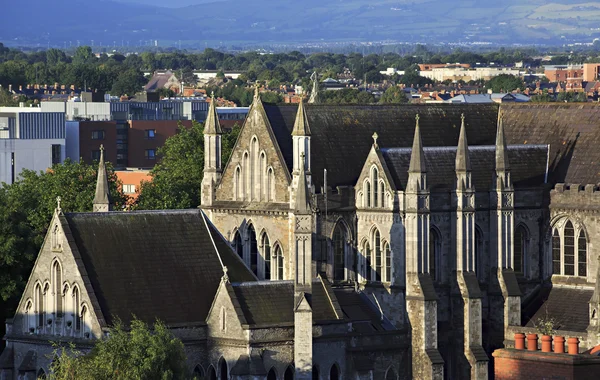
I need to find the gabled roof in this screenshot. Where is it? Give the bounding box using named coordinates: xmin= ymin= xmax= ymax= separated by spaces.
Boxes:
xmin=64 ymin=209 xmax=255 ymax=325
xmin=229 ymin=280 xmax=392 ymax=331
xmin=264 ymin=104 xmax=499 ymax=190
xmin=230 ymin=280 xmax=337 ymax=326
xmin=144 ymin=71 xmax=177 ymax=91
xmin=502 ymin=103 xmax=600 ymax=185
xmin=525 ymin=287 xmax=593 ymax=332
xmin=381 ymin=145 xmax=548 ymax=191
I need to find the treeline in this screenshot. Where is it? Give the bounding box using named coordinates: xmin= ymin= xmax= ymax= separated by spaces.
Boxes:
xmin=0 ymin=43 xmax=596 ymax=96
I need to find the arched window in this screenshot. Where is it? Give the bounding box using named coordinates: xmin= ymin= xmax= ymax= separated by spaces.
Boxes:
xmin=267 ymin=368 xmax=277 ymax=380
xmin=312 ymin=366 xmax=320 ymax=380
xmin=208 ymin=365 xmax=217 ymax=380
xmin=35 ymin=283 xmax=44 ymax=328
xmin=284 ymin=366 xmax=294 ymax=380
xmin=52 ymin=224 xmax=61 ymax=251
xmin=330 ymin=363 xmax=340 ymax=380
xmin=72 ymin=286 xmax=81 ymax=332
xmin=578 ymin=230 xmax=587 ymax=277
xmin=374 ymin=229 xmax=382 ymax=282
xmin=81 ymin=305 xmax=89 ymax=337
xmin=364 ymin=241 xmax=372 ymax=281
xmin=275 ymin=246 xmax=284 ymax=280
xmin=234 ymin=167 xmax=242 ymax=200
xmin=260 ymin=152 xmax=266 ymax=201
xmin=373 ymin=167 xmax=379 ymax=208
xmin=365 ymin=180 xmax=371 ymax=208
xmin=262 ymin=233 xmax=271 ymax=280
xmin=53 ymin=260 xmax=63 ymax=316
xmin=24 ymin=300 xmax=34 ymax=333
xmin=333 ymin=223 xmax=346 ymax=281
xmin=564 ymin=221 xmax=575 ymax=276
xmin=515 ymin=225 xmax=527 ymax=275
xmin=233 ymin=231 xmax=243 ymax=260
xmin=267 ymin=168 xmax=274 ymax=202
xmin=385 ymin=367 xmax=397 ymax=380
xmin=430 ymin=228 xmax=441 ymax=282
xmin=475 ymin=228 xmax=483 ymax=279
xmin=384 ymin=242 xmax=391 ymax=282
xmin=380 ymin=181 xmax=385 ymax=208
xmin=219 ymin=357 xmax=228 ymax=380
xmin=248 ymin=225 xmax=258 ymax=276
xmin=552 ymin=228 xmax=561 ymax=274
xmin=250 ymin=137 xmax=258 ymax=200
xmin=193 ymin=365 xmax=205 ymax=380
xmin=243 ymin=152 xmax=249 ymax=199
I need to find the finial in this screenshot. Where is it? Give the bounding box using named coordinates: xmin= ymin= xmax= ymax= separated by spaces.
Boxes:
xmin=99 ymin=144 xmax=104 ymax=153
xmin=372 ymin=132 xmax=379 ymax=146
xmin=211 ymin=91 xmax=215 ymax=99
xmin=222 ymin=265 xmax=229 ymax=282
xmin=461 ymin=113 xmax=465 ymax=125
xmin=254 ymin=83 xmax=260 ymax=99
xmin=56 ymin=196 xmax=62 ymax=212
xmin=415 ymin=113 xmax=420 ymax=127
xmin=301 ymin=151 xmax=305 ymax=159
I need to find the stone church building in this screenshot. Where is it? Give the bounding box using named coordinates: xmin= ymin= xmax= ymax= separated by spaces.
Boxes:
xmin=2 ymin=93 xmax=600 ymax=380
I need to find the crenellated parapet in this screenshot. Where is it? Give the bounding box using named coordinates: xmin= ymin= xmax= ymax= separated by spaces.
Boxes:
xmin=551 ymin=183 xmax=600 ymax=211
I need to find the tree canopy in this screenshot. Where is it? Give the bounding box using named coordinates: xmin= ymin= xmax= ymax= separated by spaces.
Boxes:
xmin=50 ymin=319 xmax=188 ymax=380
xmin=134 ymin=121 xmax=240 ymax=210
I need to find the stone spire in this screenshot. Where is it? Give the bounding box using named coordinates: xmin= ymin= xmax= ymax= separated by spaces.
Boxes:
xmin=294 ymin=152 xmax=311 ymax=214
xmin=93 ymin=144 xmax=112 ymax=212
xmin=455 ymin=114 xmax=471 ymax=172
xmin=204 ymin=92 xmax=222 ymax=135
xmin=409 ymin=114 xmax=426 ymax=173
xmin=495 ymin=110 xmax=509 ymax=172
xmin=292 ymin=99 xmax=311 ymax=136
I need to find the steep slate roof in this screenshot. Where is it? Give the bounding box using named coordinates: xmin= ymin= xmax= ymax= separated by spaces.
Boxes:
xmin=230 ymin=280 xmax=338 ymax=326
xmin=502 ymin=103 xmax=600 ymax=185
xmin=64 ymin=209 xmax=255 ymax=326
xmin=263 ymin=104 xmax=499 ymax=190
xmin=525 ymin=287 xmax=593 ymax=332
xmin=381 ymin=145 xmax=548 ymax=191
xmin=144 ymin=71 xmax=176 ymax=91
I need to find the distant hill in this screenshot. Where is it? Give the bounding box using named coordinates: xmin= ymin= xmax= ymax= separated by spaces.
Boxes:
xmin=2 ymin=0 xmax=600 ymax=47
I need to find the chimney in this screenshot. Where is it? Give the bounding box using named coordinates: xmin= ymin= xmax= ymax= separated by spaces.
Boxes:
xmin=19 ymin=85 xmax=22 ymax=91
xmin=8 ymin=84 xmax=12 ymax=92
xmin=27 ymin=84 xmax=30 ymax=89
xmin=52 ymin=90 xmax=56 ymax=95
xmin=61 ymin=84 xmax=65 ymax=90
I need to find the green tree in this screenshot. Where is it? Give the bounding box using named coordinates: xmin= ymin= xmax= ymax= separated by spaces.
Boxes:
xmin=135 ymin=122 xmax=240 ymax=210
xmin=111 ymin=69 xmax=146 ymax=96
xmin=50 ymin=319 xmax=188 ymax=380
xmin=484 ymin=74 xmax=525 ymax=93
xmin=72 ymin=46 xmax=94 ymax=66
xmin=379 ymin=86 xmax=409 ymax=103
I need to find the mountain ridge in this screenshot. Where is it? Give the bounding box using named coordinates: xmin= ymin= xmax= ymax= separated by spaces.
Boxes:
xmin=2 ymin=0 xmax=600 ymax=47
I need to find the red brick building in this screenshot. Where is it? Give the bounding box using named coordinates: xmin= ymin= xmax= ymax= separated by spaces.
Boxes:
xmin=78 ymin=120 xmax=193 ymax=169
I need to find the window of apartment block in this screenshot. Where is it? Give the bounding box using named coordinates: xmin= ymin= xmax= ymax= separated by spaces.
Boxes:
xmin=91 ymin=150 xmax=101 ymax=161
xmin=123 ymin=184 xmax=136 ymax=194
xmin=51 ymin=145 xmax=61 ymax=165
xmin=145 ymin=149 xmax=156 ymax=160
xmin=91 ymin=130 xmax=105 ymax=140
xmin=144 ymin=129 xmax=156 ymax=139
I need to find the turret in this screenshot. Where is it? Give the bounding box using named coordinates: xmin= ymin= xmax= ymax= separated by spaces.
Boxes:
xmin=93 ymin=144 xmax=112 ymax=212
xmin=201 ymin=92 xmax=222 ymax=206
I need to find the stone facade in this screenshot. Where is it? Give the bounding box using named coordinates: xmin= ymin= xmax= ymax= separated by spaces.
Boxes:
xmin=4 ymin=102 xmax=600 ymax=380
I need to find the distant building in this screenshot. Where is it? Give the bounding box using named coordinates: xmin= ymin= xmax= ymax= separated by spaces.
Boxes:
xmin=447 ymin=93 xmax=530 ymax=104
xmin=144 ymin=70 xmax=181 ymax=94
xmin=0 ymin=107 xmax=65 ymax=185
xmin=420 ymin=65 xmax=523 ymax=82
xmin=379 ymin=68 xmax=405 ymax=76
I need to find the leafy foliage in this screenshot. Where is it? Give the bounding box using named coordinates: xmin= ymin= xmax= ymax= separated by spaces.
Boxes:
xmin=484 ymin=74 xmax=525 ymax=93
xmin=135 ymin=122 xmax=240 ymax=210
xmin=379 ymin=86 xmax=409 ymax=103
xmin=49 ymin=319 xmax=188 ymax=380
